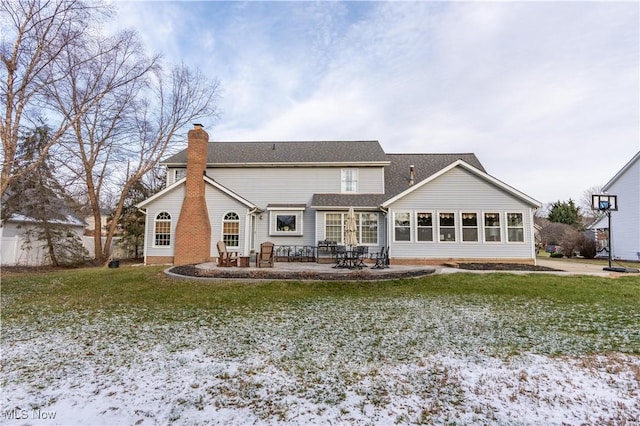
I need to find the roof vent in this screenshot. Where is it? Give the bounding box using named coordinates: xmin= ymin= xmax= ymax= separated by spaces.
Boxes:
xmin=409 ymin=165 xmax=415 ymax=186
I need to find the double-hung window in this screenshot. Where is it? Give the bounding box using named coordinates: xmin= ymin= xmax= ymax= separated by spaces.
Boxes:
xmin=394 ymin=212 xmax=411 ymax=242
xmin=439 ymin=212 xmax=456 ymax=242
xmin=484 ymin=213 xmax=501 ymax=242
xmin=507 ymin=213 xmax=525 ymax=242
xmin=416 ymin=212 xmax=433 ymax=242
xmin=461 ymin=213 xmax=478 ymax=242
xmin=341 ymin=169 xmax=358 ymax=193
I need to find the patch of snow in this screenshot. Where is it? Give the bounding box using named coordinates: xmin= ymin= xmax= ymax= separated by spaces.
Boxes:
xmin=2 ymin=299 xmax=638 ymax=425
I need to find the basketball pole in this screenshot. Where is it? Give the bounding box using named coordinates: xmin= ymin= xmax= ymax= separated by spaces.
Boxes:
xmin=607 ymin=210 xmax=612 ymax=269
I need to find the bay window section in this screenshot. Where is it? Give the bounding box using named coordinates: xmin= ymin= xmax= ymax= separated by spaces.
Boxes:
xmin=507 ymin=212 xmax=525 ymax=242
xmin=416 ymin=212 xmax=433 ymax=242
xmin=439 ymin=212 xmax=456 ymax=242
xmin=484 ymin=213 xmax=501 ymax=242
xmin=461 ymin=213 xmax=478 ymax=242
xmin=394 ymin=212 xmax=411 ymax=242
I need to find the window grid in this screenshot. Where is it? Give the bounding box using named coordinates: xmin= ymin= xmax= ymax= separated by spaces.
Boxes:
xmin=359 ymin=213 xmax=378 ymax=245
xmin=341 ymin=169 xmax=358 ymax=193
xmin=223 ymin=212 xmax=240 ymax=247
xmin=325 ymin=213 xmax=342 ymax=243
xmin=154 ymin=212 xmax=171 ymax=247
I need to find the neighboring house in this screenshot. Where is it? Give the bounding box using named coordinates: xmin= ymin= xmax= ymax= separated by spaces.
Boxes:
xmin=0 ymin=213 xmax=85 ymax=266
xmin=84 ymin=208 xmax=112 ymax=236
xmin=137 ymin=125 xmax=541 ymax=266
xmin=589 ymin=151 xmax=640 ymax=261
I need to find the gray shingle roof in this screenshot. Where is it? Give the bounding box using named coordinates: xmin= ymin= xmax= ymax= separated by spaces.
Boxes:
xmin=162 ymin=141 xmax=389 ymax=165
xmin=163 ymin=140 xmax=486 ymax=209
xmin=384 ymin=153 xmax=485 ymax=199
xmin=310 ymin=153 xmax=485 ymax=208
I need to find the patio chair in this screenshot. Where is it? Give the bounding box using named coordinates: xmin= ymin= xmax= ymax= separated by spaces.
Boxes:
xmin=216 ymin=240 xmax=238 ymax=267
xmin=257 ymin=241 xmax=275 ymax=268
xmin=370 ymin=247 xmax=389 ymax=269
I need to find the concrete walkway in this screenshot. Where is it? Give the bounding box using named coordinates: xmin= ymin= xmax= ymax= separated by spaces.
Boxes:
xmin=536 ymin=258 xmax=640 ymax=277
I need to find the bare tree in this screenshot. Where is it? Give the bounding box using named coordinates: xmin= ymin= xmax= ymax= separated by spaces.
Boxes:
xmin=57 ymin=58 xmax=220 ymax=260
xmin=580 ymin=185 xmax=605 ymax=222
xmin=0 ymin=0 xmax=112 ymax=197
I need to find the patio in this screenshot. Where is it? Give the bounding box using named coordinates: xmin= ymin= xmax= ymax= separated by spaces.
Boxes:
xmin=167 ymin=260 xmax=437 ymax=281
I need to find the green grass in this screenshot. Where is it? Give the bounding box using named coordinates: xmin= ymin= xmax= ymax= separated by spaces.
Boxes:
xmin=2 ymin=265 xmax=640 ymax=355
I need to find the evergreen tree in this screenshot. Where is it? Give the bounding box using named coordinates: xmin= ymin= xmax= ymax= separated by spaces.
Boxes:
xmin=2 ymin=125 xmax=88 ymax=266
xmin=547 ymin=199 xmax=582 ymax=228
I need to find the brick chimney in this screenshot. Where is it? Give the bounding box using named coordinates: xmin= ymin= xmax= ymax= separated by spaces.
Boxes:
xmin=173 ymin=124 xmax=212 ymax=265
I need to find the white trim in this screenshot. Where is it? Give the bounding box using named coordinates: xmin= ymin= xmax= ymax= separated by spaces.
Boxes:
xmin=341 ymin=168 xmax=358 ymax=193
xmin=382 ymin=160 xmax=541 ymax=208
xmin=505 ymin=211 xmax=526 ymax=243
xmin=482 ymin=211 xmax=503 ymax=243
xmin=152 ymin=211 xmax=172 ymax=248
xmin=392 ymin=211 xmax=412 ymax=243
xmin=221 ymin=211 xmax=241 ymax=249
xmin=270 ymin=210 xmax=304 ymax=236
xmin=136 ymin=176 xmax=257 ymax=210
xmin=460 ymin=212 xmax=480 ymax=243
xmin=437 ymin=211 xmax=457 ymax=243
xmin=602 ymin=151 xmax=640 ymax=191
xmin=415 ymin=211 xmax=435 ymax=243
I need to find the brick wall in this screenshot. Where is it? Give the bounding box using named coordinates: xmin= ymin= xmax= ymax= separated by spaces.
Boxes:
xmin=173 ymin=125 xmax=212 ymax=265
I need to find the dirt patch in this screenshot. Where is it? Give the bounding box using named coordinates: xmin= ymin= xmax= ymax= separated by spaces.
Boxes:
xmin=457 ymin=263 xmax=564 ymax=272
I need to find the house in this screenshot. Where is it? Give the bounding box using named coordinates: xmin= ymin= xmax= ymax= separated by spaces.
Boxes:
xmin=0 ymin=213 xmax=86 ymax=266
xmin=589 ymin=151 xmax=640 ymax=261
xmin=137 ymin=125 xmax=541 ymax=266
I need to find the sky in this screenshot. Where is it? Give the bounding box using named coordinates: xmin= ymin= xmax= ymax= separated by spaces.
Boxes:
xmin=113 ymin=1 xmax=639 ymax=207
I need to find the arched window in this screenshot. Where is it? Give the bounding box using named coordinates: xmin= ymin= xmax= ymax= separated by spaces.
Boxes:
xmin=154 ymin=212 xmax=172 ymax=247
xmin=223 ymin=212 xmax=240 ymax=248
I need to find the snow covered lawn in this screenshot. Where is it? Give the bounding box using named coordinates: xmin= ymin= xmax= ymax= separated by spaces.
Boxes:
xmin=2 ymin=269 xmax=639 ymax=425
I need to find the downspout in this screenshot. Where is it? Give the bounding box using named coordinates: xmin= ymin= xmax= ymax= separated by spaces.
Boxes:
xmin=379 ymin=205 xmax=389 ymax=255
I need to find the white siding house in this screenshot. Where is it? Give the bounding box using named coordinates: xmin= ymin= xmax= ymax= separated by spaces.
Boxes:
xmin=137 ymin=133 xmax=541 ymax=265
xmin=597 ymin=152 xmax=640 ymax=261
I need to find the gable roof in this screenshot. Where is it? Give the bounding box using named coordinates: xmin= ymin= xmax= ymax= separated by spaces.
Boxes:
xmin=603 ymin=151 xmax=640 ymax=191
xmin=384 ymin=153 xmax=485 ymax=199
xmin=382 ymin=159 xmax=541 ymax=208
xmin=137 ymin=176 xmax=257 ymax=210
xmin=162 ymin=141 xmax=390 ymax=166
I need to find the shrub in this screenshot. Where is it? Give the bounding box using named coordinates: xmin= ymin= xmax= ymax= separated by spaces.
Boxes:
xmin=550 ymin=252 xmax=564 ymax=258
xmin=578 ymin=236 xmax=597 ymax=259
